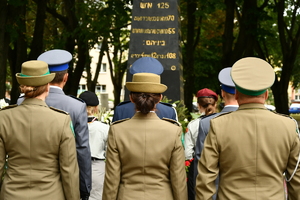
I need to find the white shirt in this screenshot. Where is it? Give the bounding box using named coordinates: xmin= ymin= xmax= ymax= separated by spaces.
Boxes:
xmin=184 ymin=117 xmax=202 ymax=160
xmin=88 ymin=119 xmax=109 ymax=159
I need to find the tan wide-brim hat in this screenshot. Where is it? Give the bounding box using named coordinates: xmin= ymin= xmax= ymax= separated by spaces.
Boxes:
xmin=126 ymin=73 xmax=167 ymax=93
xmin=16 ymin=60 xmax=55 ymax=86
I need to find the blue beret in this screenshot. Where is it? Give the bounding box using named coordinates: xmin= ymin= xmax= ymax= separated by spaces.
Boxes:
xmin=37 ymin=49 xmax=72 ymax=72
xmin=129 ymin=57 xmax=164 ymax=75
xmin=218 ymin=67 xmax=235 ymax=94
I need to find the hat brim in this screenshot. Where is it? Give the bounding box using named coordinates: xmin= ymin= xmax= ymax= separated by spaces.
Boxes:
xmin=16 ymin=73 xmax=55 ymax=86
xmin=126 ymin=82 xmax=167 ymax=93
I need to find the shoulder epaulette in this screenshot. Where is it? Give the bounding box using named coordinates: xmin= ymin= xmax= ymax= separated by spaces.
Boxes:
xmin=160 ymin=102 xmax=173 ymax=107
xmin=213 ymin=111 xmax=233 ymax=119
xmin=162 ymin=117 xmax=181 ymax=126
xmin=111 ymin=118 xmax=130 ymax=125
xmin=68 ymin=95 xmax=85 ymax=103
xmin=117 ymin=101 xmax=131 ymax=106
xmin=1 ymin=104 xmax=17 ymax=110
xmin=49 ymin=106 xmax=69 ymax=115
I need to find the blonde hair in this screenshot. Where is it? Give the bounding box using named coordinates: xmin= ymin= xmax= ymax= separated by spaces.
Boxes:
xmin=19 ymin=84 xmax=48 ymax=98
xmin=86 ymin=106 xmax=98 ymax=116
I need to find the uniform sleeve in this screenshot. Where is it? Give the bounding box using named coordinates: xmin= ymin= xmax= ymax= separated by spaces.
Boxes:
xmin=102 ymin=126 xmax=121 ymax=200
xmin=74 ymin=103 xmax=91 ymax=196
xmin=0 ymin=137 xmax=5 ymax=187
xmin=184 ymin=120 xmax=198 ymax=160
xmin=112 ymin=106 xmax=121 ymax=122
xmin=194 ymin=119 xmax=206 ymax=178
xmin=170 ymin=127 xmax=188 ymax=200
xmin=60 ymin=116 xmax=80 ymax=200
xmin=196 ymin=121 xmax=219 ymax=200
xmin=286 ymin=134 xmax=300 ymax=199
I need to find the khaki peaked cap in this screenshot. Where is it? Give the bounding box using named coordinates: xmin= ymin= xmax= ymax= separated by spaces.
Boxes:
xmin=126 ymin=73 xmax=167 ymax=93
xmin=16 ymin=60 xmax=55 ymax=86
xmin=231 ymin=57 xmax=275 ymax=96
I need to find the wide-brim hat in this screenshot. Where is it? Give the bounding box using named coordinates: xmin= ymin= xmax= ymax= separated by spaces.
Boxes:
xmin=126 ymin=73 xmax=167 ymax=93
xmin=16 ymin=60 xmax=55 ymax=86
xmin=231 ymin=57 xmax=275 ymax=96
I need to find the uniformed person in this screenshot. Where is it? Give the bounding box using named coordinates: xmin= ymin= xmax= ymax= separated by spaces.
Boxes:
xmin=184 ymin=88 xmax=218 ymax=200
xmin=196 ymin=57 xmax=300 ymax=199
xmin=0 ymin=60 xmax=80 ymax=200
xmin=194 ymin=67 xmax=238 ymax=200
xmin=37 ymin=49 xmax=91 ymax=200
xmin=112 ymin=57 xmax=178 ymax=122
xmin=103 ymin=73 xmax=187 ymax=200
xmin=79 ymin=91 xmax=109 ymax=200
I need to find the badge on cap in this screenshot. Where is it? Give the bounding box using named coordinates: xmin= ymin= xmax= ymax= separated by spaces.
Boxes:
xmin=218 ymin=67 xmax=235 ymax=94
xmin=129 ymin=57 xmax=164 ymax=75
xmin=37 ymin=49 xmax=72 ymax=72
xmin=231 ymin=57 xmax=275 ymax=96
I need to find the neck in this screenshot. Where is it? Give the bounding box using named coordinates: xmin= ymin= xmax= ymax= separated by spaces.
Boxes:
xmin=50 ymin=82 xmax=64 ymax=89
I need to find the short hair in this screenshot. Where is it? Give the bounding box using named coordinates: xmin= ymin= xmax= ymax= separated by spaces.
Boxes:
xmin=130 ymin=92 xmax=161 ymax=114
xmin=50 ymin=69 xmax=68 ymax=84
xmin=19 ymin=84 xmax=48 ymax=98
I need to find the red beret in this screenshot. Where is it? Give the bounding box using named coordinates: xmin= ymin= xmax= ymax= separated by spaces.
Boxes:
xmin=196 ymin=88 xmax=218 ymax=101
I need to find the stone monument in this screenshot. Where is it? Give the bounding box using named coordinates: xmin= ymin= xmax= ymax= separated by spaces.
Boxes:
xmin=125 ymin=0 xmax=183 ymax=102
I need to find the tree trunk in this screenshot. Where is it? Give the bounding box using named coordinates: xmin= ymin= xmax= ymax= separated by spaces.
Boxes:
xmin=0 ymin=0 xmax=8 ymax=99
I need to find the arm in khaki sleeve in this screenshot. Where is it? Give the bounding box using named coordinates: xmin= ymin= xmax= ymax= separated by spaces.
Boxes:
xmin=196 ymin=122 xmax=219 ymax=200
xmin=286 ymin=135 xmax=300 ymax=199
xmin=0 ymin=137 xmax=5 ymax=188
xmin=102 ymin=126 xmax=121 ymax=200
xmin=170 ymin=127 xmax=188 ymax=200
xmin=60 ymin=116 xmax=80 ymax=200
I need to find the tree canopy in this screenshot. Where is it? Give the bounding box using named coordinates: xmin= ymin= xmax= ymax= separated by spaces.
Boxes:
xmin=1 ymin=0 xmax=300 ymax=115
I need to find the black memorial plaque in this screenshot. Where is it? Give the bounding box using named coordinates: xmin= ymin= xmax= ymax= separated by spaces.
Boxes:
xmin=125 ymin=0 xmax=183 ymax=102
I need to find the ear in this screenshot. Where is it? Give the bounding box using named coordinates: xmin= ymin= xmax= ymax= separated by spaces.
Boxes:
xmin=129 ymin=94 xmax=134 ymax=103
xmin=264 ymin=90 xmax=269 ymax=100
xmin=160 ymin=94 xmax=163 ymax=101
xmin=221 ymin=90 xmax=225 ymax=98
xmin=63 ymin=73 xmax=69 ymax=83
xmin=234 ymin=90 xmax=239 ymax=100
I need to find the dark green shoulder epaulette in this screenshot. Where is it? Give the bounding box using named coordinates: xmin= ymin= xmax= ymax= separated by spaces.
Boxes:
xmin=49 ymin=106 xmax=69 ymax=115
xmin=111 ymin=118 xmax=130 ymax=125
xmin=1 ymin=104 xmax=17 ymax=110
xmin=162 ymin=118 xmax=181 ymax=126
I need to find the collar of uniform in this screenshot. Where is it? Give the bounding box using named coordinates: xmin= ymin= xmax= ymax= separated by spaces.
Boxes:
xmin=20 ymin=98 xmax=49 ymax=108
xmin=131 ymin=111 xmax=159 ymax=119
xmin=49 ymin=86 xmax=65 ymax=95
xmin=237 ymin=103 xmax=267 ymax=111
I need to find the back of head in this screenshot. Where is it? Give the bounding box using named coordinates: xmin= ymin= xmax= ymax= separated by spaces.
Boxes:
xmin=126 ymin=73 xmax=167 ymax=114
xmin=218 ymin=67 xmax=237 ymax=104
xmin=79 ymin=91 xmax=99 ymax=116
xmin=196 ymin=88 xmax=218 ymax=116
xmin=16 ymin=60 xmax=55 ymax=98
xmin=37 ymin=49 xmax=72 ymax=84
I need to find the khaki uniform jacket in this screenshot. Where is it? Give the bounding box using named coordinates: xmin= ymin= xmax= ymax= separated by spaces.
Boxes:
xmin=196 ymin=103 xmax=300 ymax=200
xmin=102 ymin=112 xmax=187 ymax=200
xmin=0 ymin=98 xmax=80 ymax=200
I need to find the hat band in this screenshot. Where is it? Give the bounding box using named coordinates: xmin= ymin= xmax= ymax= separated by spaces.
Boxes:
xmin=235 ymin=85 xmax=266 ymax=96
xmin=48 ymin=63 xmax=69 ymax=72
xmin=19 ymin=70 xmax=51 ymax=77
xmin=221 ymin=84 xmax=235 ymax=94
